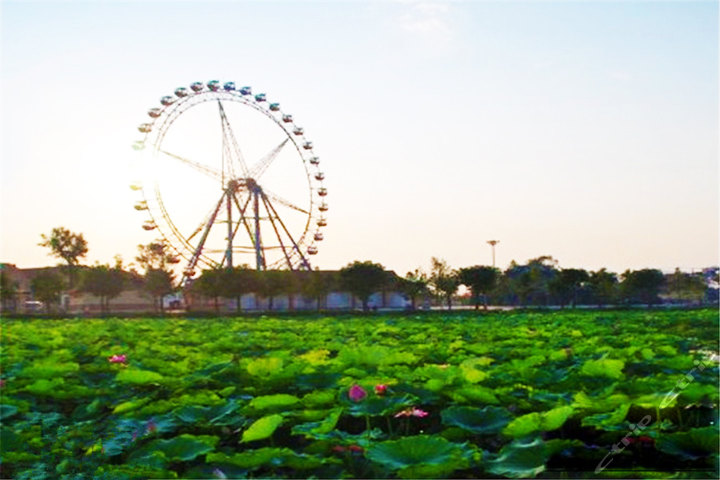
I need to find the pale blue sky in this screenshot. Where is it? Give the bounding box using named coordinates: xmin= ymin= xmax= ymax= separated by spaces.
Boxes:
xmin=1 ymin=0 xmax=717 ymax=275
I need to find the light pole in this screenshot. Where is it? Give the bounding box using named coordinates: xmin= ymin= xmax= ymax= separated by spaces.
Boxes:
xmin=487 ymin=240 xmax=499 ymax=268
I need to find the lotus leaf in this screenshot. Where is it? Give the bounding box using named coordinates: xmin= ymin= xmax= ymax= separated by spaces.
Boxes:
xmin=656 ymin=426 xmax=720 ymax=460
xmin=366 ymin=435 xmax=472 ymax=478
xmin=241 ymin=414 xmax=283 ymax=442
xmin=441 ymin=405 xmax=511 ymax=434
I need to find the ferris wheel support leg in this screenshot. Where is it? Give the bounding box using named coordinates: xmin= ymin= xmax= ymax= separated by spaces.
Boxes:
xmin=263 ymin=194 xmax=313 ymax=271
xmin=260 ymin=192 xmax=294 ymax=270
xmin=253 ymin=190 xmax=265 ymax=270
xmin=225 ymin=191 xmax=233 ymax=269
xmin=185 ymin=193 xmax=225 ymax=283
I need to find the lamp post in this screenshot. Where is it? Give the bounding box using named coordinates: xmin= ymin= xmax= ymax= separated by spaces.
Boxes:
xmin=487 ymin=240 xmax=499 ymax=268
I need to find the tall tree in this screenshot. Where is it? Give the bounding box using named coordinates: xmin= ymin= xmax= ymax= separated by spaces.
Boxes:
xmin=340 ymin=260 xmax=387 ymax=312
xmin=39 ymin=227 xmax=88 ymax=287
xmin=135 ymin=241 xmax=180 ymax=271
xmin=430 ymin=257 xmax=459 ymax=310
xmin=458 ymin=265 xmax=499 ymax=310
xmin=136 ymin=241 xmax=178 ymax=312
xmin=400 ymin=269 xmax=429 ymax=310
xmin=549 ymin=268 xmax=589 ymax=308
xmin=300 ymin=270 xmax=336 ymax=311
xmin=145 ymin=269 xmax=175 ymax=313
xmin=587 ymin=269 xmax=618 ymax=307
xmin=193 ymin=268 xmax=225 ymax=312
xmin=620 ymin=269 xmax=665 ymax=307
xmin=81 ymin=264 xmax=125 ymax=314
xmin=257 ymin=270 xmax=291 ymax=311
xmin=666 ymin=269 xmax=707 ymax=305
xmin=222 ymin=266 xmax=256 ymax=313
xmin=505 ymin=256 xmax=558 ymax=306
xmin=30 ymin=271 xmax=65 ymax=313
xmin=0 ymin=267 xmax=18 ymax=312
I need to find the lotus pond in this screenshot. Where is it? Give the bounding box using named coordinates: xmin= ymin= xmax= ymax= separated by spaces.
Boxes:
xmin=1 ymin=309 xmax=718 ymax=479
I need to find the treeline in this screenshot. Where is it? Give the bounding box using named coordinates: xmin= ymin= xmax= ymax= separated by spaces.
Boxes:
xmin=415 ymin=256 xmax=717 ymax=310
xmin=1 ymin=227 xmax=717 ymax=313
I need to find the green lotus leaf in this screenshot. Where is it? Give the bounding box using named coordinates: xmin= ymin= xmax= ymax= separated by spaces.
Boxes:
xmin=247 ymin=357 xmax=284 ymax=377
xmin=302 ymin=389 xmax=337 ymax=408
xmin=24 ymin=377 xmax=65 ymax=396
xmin=366 ymin=435 xmax=471 ymax=478
xmin=503 ymin=412 xmax=543 ymax=437
xmin=248 ymin=393 xmax=300 ymax=411
xmin=143 ymin=434 xmax=219 ymax=462
xmin=486 ymin=437 xmax=548 ymax=478
xmin=441 ymin=405 xmax=511 ymax=435
xmin=207 ymin=447 xmax=324 ymax=470
xmin=241 ymin=414 xmax=283 ymax=443
xmin=581 ymin=358 xmax=625 ymax=380
xmin=581 ymin=404 xmax=630 ymax=429
xmin=116 ymin=368 xmax=164 ymax=384
xmin=292 ymin=408 xmax=342 ymax=438
xmin=655 ymin=426 xmax=720 ymax=460
xmin=541 ymin=406 xmax=574 ymax=430
xmin=0 ymin=404 xmax=19 ymax=420
xmin=572 ymin=391 xmax=629 ymax=413
xmin=112 ymin=398 xmax=151 ymax=414
xmin=449 ymin=385 xmax=500 ymax=404
xmin=20 ymin=361 xmax=79 ymax=379
xmin=677 ymin=382 xmax=719 ymax=404
xmin=346 ymin=394 xmax=415 ymax=417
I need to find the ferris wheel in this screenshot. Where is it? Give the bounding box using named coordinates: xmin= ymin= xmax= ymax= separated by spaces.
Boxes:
xmin=131 ymin=80 xmax=327 ymax=282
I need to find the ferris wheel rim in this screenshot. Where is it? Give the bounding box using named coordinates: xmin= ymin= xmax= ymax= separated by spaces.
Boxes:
xmin=133 ymin=81 xmax=327 ymax=275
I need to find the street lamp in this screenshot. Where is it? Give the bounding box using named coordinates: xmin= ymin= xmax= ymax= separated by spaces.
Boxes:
xmin=487 ymin=240 xmax=500 ymax=268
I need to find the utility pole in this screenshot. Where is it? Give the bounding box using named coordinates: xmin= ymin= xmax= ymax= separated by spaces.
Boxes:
xmin=487 ymin=240 xmax=500 ymax=268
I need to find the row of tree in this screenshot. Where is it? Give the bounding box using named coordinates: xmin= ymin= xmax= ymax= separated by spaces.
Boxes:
xmin=1 ymin=226 xmax=716 ymax=313
xmin=1 ymin=227 xmax=179 ymax=313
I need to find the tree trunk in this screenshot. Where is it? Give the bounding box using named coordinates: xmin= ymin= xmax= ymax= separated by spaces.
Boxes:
xmin=236 ymin=296 xmax=242 ymax=313
xmin=446 ymin=294 xmax=452 ymax=310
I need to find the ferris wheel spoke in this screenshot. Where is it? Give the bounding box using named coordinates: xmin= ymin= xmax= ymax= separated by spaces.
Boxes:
xmin=186 ymin=192 xmax=226 ymax=277
xmin=249 ymin=138 xmax=290 ymax=180
xmin=218 ymin=100 xmax=250 ymax=180
xmin=231 ymin=191 xmax=259 ymax=256
xmin=262 ymin=192 xmax=312 ymax=270
xmin=262 ymin=187 xmax=310 ymax=215
xmin=159 ymin=150 xmax=222 ymax=182
xmin=259 ymin=193 xmax=294 ymax=269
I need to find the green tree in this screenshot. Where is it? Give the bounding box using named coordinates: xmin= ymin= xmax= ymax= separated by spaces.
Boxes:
xmin=193 ymin=268 xmax=225 ymax=312
xmin=135 ymin=241 xmax=178 ymax=313
xmin=666 ymin=269 xmax=707 ymax=305
xmin=587 ymin=269 xmax=618 ymax=307
xmin=340 ymin=260 xmax=387 ymax=311
xmin=458 ymin=265 xmax=499 ymax=310
xmin=39 ymin=227 xmax=88 ymax=287
xmin=400 ymin=269 xmax=429 ymax=310
xmin=620 ymin=268 xmax=665 ymax=307
xmin=504 ymin=256 xmax=558 ymax=306
xmin=81 ymin=264 xmax=125 ymax=314
xmin=145 ymin=269 xmax=174 ymax=313
xmin=0 ymin=267 xmax=18 ymax=312
xmin=222 ymin=266 xmax=256 ymax=313
xmin=257 ymin=270 xmax=293 ymax=311
xmin=30 ymin=271 xmax=65 ymax=313
xmin=430 ymin=257 xmax=459 ymax=310
xmin=549 ymin=268 xmax=589 ymax=308
xmin=300 ymin=270 xmax=336 ymax=311
xmin=135 ymin=241 xmax=180 ymax=271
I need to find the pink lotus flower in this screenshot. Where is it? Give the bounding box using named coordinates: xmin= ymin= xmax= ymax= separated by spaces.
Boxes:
xmin=394 ymin=407 xmax=429 ymax=418
xmin=348 ymin=384 xmax=367 ymax=402
xmin=374 ymin=384 xmax=388 ymax=396
xmin=146 ymin=418 xmax=157 ymax=434
xmin=108 ymin=354 xmax=127 ymax=364
xmin=0 ymin=379 xmax=5 ymax=388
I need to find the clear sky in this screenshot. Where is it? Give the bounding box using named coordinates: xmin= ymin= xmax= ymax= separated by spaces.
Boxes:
xmin=1 ymin=0 xmax=717 ymax=276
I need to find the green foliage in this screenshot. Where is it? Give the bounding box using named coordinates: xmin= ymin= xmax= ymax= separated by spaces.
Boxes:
xmin=339 ymin=260 xmax=388 ymax=310
xmin=1 ymin=309 xmax=717 ymax=479
xmin=241 ymin=414 xmax=284 ymax=442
